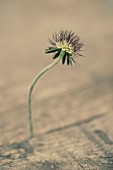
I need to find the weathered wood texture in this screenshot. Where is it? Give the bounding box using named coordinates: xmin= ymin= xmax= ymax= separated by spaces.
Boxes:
xmin=0 ymin=0 xmax=113 ymax=169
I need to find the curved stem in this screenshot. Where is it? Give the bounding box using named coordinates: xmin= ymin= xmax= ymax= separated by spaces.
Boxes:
xmin=28 ymin=57 xmax=61 ymax=138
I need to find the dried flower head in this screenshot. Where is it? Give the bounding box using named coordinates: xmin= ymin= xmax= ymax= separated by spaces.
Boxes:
xmin=45 ymin=30 xmax=83 ymax=65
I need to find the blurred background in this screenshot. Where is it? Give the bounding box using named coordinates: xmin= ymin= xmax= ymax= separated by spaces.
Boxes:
xmin=0 ymin=0 xmax=113 ymax=143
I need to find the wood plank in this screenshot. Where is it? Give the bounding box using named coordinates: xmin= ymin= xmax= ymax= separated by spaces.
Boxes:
xmin=0 ymin=0 xmax=113 ymax=169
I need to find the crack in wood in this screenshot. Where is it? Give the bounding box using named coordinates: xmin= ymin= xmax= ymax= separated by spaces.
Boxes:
xmin=95 ymin=130 xmax=113 ymax=145
xmin=43 ymin=113 xmax=105 ymax=134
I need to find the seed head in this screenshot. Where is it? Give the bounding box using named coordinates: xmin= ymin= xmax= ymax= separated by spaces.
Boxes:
xmin=45 ymin=30 xmax=83 ymax=65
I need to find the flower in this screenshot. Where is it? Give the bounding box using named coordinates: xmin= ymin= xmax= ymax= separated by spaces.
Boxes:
xmin=45 ymin=30 xmax=83 ymax=65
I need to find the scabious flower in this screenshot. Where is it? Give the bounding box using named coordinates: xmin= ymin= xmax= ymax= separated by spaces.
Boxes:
xmin=28 ymin=30 xmax=84 ymax=138
xmin=45 ymin=30 xmax=83 ymax=65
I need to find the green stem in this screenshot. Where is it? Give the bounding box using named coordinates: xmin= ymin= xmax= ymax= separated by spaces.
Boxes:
xmin=28 ymin=57 xmax=61 ymax=138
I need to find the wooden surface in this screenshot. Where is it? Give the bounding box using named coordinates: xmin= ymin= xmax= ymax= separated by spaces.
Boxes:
xmin=0 ymin=0 xmax=113 ymax=169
